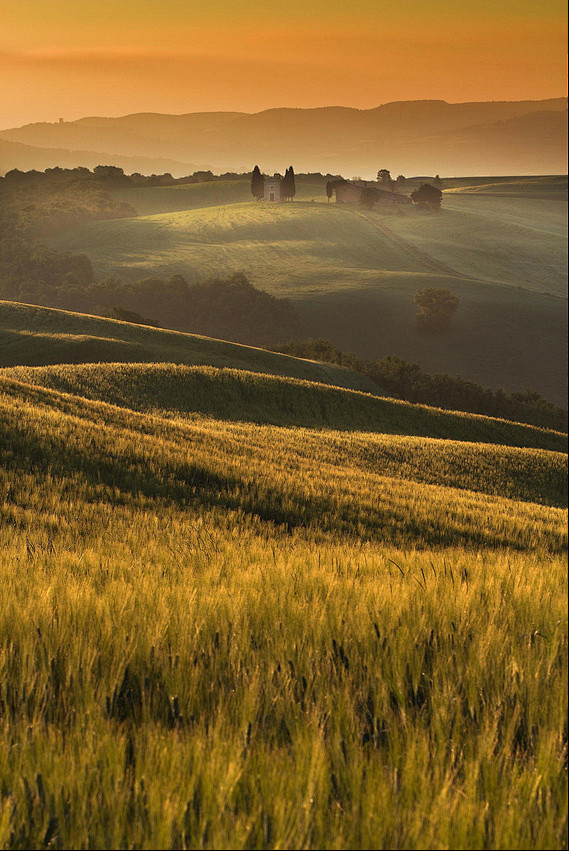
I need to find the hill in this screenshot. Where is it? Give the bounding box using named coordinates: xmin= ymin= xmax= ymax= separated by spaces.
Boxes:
xmin=2 ymin=98 xmax=566 ymax=177
xmin=1 ymin=371 xmax=566 ymax=546
xmin=0 ymin=137 xmax=197 ymax=176
xmin=0 ymin=317 xmax=566 ymax=848
xmin=0 ymin=300 xmax=376 ymax=393
xmin=4 ymin=362 xmax=566 ymax=453
xmin=46 ymin=185 xmax=568 ymax=404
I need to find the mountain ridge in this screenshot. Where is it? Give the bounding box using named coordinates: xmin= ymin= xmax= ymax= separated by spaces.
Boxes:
xmin=2 ymin=98 xmax=566 ymax=177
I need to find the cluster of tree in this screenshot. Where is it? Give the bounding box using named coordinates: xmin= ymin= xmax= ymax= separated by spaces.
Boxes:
xmin=377 ymin=169 xmax=395 ymax=191
xmin=1 ymin=166 xmax=227 ymax=190
xmin=90 ymin=273 xmax=302 ymax=346
xmin=271 ymin=339 xmax=567 ymax=432
xmin=410 ymin=184 xmax=443 ymax=210
xmin=282 ymin=167 xmax=296 ymax=201
xmin=413 ymin=287 xmax=459 ymax=331
xmin=0 ymin=230 xmax=94 ymax=306
xmin=1 ymin=173 xmax=136 ymax=241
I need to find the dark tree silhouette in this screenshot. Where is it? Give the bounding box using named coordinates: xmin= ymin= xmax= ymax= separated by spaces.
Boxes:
xmin=377 ymin=168 xmax=395 ymax=191
xmin=396 ymin=174 xmax=406 ymax=185
xmin=282 ymin=166 xmax=296 ymax=201
xmin=251 ymin=165 xmax=264 ymax=201
xmin=410 ymin=184 xmax=443 ymax=210
xmin=413 ymin=287 xmax=459 ymax=331
xmin=326 ymin=181 xmax=333 ymax=203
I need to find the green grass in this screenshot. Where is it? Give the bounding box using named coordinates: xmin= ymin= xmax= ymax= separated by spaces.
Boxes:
xmin=0 ymin=366 xmax=567 ymax=848
xmin=46 ymin=183 xmax=568 ymax=404
xmin=0 ymin=300 xmax=376 ymax=393
xmin=4 ymin=362 xmax=567 ymax=452
xmin=109 ymin=178 xmax=329 ymax=215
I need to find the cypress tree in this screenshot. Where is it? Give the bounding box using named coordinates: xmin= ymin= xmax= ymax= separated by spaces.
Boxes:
xmin=288 ymin=165 xmax=296 ymax=201
xmin=251 ymin=165 xmax=264 ymax=200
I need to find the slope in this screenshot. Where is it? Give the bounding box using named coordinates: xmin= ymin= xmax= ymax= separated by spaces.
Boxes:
xmin=0 ymin=300 xmax=376 ymax=393
xmin=0 ymin=372 xmax=566 ymax=550
xmin=45 ymin=195 xmax=568 ymax=403
xmin=4 ymin=363 xmax=566 ymax=453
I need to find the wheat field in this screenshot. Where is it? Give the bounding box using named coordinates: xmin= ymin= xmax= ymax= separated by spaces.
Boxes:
xmin=0 ymin=356 xmax=567 ymax=848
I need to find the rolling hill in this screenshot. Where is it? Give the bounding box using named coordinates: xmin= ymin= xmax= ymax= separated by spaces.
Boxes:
xmin=46 ymin=178 xmax=568 ymax=404
xmin=2 ymin=97 xmax=566 ymax=177
xmin=0 ymin=300 xmax=376 ymax=393
xmin=0 ymin=299 xmax=566 ymax=849
xmin=0 ymin=137 xmax=197 ymax=176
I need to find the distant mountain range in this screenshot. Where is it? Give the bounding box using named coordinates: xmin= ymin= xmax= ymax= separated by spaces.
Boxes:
xmin=1 ymin=98 xmax=566 ymax=177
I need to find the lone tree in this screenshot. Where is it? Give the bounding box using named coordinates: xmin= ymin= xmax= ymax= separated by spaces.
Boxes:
xmin=326 ymin=181 xmax=333 ymax=203
xmin=377 ymin=168 xmax=392 ymax=186
xmin=251 ymin=165 xmax=264 ymax=201
xmin=396 ymin=174 xmax=406 ymax=185
xmin=410 ymin=183 xmax=443 ymax=210
xmin=413 ymin=287 xmax=459 ymax=332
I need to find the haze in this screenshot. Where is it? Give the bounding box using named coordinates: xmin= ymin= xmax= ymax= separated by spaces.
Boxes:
xmin=1 ymin=0 xmax=566 ymax=129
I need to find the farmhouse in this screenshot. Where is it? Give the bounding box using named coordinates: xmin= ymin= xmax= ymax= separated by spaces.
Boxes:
xmin=264 ymin=175 xmax=282 ymax=202
xmin=334 ymin=180 xmax=411 ymax=206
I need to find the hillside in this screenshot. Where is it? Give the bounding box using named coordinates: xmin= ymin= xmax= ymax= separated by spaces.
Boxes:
xmin=0 ymin=371 xmax=566 ymax=548
xmin=2 ymin=98 xmax=566 ymax=177
xmin=4 ymin=363 xmax=566 ymax=453
xmin=0 ymin=313 xmax=566 ymax=848
xmin=0 ymin=300 xmax=376 ymax=393
xmin=46 ymin=181 xmax=568 ymax=404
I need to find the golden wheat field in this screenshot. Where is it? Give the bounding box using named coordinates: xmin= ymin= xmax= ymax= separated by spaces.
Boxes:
xmin=0 ymin=347 xmax=567 ymax=849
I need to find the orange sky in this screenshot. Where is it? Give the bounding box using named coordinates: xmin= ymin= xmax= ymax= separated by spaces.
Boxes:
xmin=1 ymin=0 xmax=566 ymax=128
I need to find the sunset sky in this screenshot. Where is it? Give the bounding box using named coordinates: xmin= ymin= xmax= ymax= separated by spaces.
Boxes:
xmin=1 ymin=0 xmax=566 ymax=128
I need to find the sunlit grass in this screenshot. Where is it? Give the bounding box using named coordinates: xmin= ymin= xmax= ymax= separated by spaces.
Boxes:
xmin=0 ymin=367 xmax=566 ymax=849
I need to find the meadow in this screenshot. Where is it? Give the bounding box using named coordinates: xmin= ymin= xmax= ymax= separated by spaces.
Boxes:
xmin=0 ymin=358 xmax=567 ymax=849
xmin=0 ymin=300 xmax=376 ymax=394
xmin=47 ymin=176 xmax=568 ymax=404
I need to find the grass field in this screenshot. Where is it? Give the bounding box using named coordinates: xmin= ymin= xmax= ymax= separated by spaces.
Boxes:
xmin=0 ymin=300 xmax=377 ymax=394
xmin=47 ymin=177 xmax=568 ymax=404
xmin=5 ymin=362 xmax=567 ymax=452
xmin=0 ymin=357 xmax=567 ymax=848
xmin=2 ymin=177 xmax=567 ymax=848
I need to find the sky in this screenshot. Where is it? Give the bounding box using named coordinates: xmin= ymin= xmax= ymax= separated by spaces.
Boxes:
xmin=1 ymin=0 xmax=567 ymax=128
